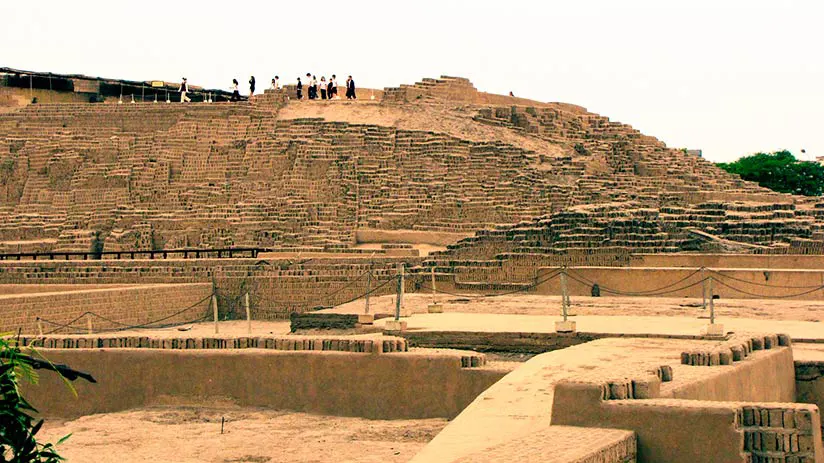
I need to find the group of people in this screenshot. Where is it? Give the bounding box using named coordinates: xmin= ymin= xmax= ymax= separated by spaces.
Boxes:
xmin=295 ymin=74 xmax=356 ymax=100
xmin=177 ymin=73 xmax=358 ymax=103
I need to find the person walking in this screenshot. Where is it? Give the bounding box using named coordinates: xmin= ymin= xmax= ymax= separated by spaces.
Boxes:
xmin=346 ymin=75 xmax=356 ymax=100
xmin=249 ymin=76 xmax=256 ymax=97
xmin=320 ymin=76 xmax=327 ymax=100
xmin=178 ymin=77 xmax=191 ymax=103
xmin=330 ymin=75 xmax=338 ymax=99
xmin=230 ymin=79 xmax=241 ymax=102
xmin=327 ymin=77 xmax=334 ymax=100
xmin=296 ymin=77 xmax=303 ymax=100
xmin=305 ymin=73 xmax=314 ymax=99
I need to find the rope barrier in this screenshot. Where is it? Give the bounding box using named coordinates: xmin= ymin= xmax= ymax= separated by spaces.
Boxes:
xmin=711 ymin=278 xmax=824 ymax=299
xmin=562 ymin=271 xmax=708 ymax=297
xmin=39 ymin=292 xmax=214 ymax=335
xmin=564 ymin=267 xmax=705 ymax=297
xmin=706 ymin=269 xmax=824 ymax=289
xmin=417 ymin=268 xmax=563 ymax=299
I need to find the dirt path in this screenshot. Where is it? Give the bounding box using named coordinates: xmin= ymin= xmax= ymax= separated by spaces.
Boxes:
xmin=40 ymin=407 xmax=447 ymax=463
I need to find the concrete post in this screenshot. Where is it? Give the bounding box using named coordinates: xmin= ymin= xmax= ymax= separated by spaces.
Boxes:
xmin=86 ymin=316 xmax=93 ymax=335
xmin=556 ymin=268 xmax=576 ymax=333
xmin=364 ymin=267 xmax=372 ymax=315
xmin=244 ymin=292 xmax=251 ymax=335
xmin=428 ymin=266 xmax=443 ymax=313
xmin=212 ymin=294 xmax=219 ymax=334
xmin=37 ymin=317 xmax=43 ymax=337
xmin=702 ymin=276 xmax=724 ymax=337
xmin=701 ymin=267 xmax=707 ymax=310
xmin=386 ymin=263 xmax=407 ymax=331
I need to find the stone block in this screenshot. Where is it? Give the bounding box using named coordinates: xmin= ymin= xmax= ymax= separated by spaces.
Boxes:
xmin=555 ymin=320 xmax=576 ymax=333
xmin=357 ymin=314 xmax=374 ymax=324
xmin=427 ymin=303 xmax=444 ymax=313
xmin=701 ymin=323 xmax=725 ymax=337
xmin=384 ymin=320 xmax=407 ymax=332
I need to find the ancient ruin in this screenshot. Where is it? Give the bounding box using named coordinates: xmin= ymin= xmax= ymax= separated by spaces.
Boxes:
xmin=1 ymin=70 xmax=823 ymax=462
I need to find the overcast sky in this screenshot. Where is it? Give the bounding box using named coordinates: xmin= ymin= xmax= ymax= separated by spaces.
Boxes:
xmin=2 ymin=0 xmax=821 ymax=162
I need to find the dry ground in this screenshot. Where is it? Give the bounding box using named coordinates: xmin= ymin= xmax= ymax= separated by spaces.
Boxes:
xmin=334 ymin=293 xmax=824 ymax=323
xmin=40 ymin=407 xmax=447 ymax=463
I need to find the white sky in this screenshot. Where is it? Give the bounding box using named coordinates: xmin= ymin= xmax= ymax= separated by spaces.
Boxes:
xmin=2 ymin=0 xmax=822 ymax=162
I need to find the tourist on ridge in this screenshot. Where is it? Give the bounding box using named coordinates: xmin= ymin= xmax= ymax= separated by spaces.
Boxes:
xmin=312 ymin=75 xmax=319 ymax=100
xmin=330 ymin=75 xmax=338 ymax=99
xmin=320 ymin=76 xmax=327 ymax=100
xmin=230 ymin=79 xmax=241 ymax=102
xmin=178 ymin=77 xmax=191 ymax=103
xmin=296 ymin=77 xmax=303 ymax=99
xmin=327 ymin=77 xmax=334 ymax=100
xmin=271 ymin=76 xmax=280 ymax=90
xmin=306 ymin=73 xmax=314 ymax=99
xmin=346 ymin=75 xmax=356 ymax=100
xmin=249 ymin=76 xmax=256 ymax=96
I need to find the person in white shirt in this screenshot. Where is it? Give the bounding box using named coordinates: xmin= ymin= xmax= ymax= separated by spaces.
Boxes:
xmin=271 ymin=76 xmax=280 ymax=90
xmin=178 ymin=77 xmax=191 ymax=103
xmin=320 ymin=76 xmax=327 ymax=99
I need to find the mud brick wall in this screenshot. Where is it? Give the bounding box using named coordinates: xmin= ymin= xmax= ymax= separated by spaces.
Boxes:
xmin=796 ymin=361 xmax=824 ymax=441
xmin=0 ymin=283 xmax=212 ymax=334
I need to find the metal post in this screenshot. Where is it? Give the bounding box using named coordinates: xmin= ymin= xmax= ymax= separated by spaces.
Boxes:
xmin=364 ymin=266 xmax=372 ymax=314
xmin=708 ymin=276 xmax=715 ymax=325
xmin=142 ymin=85 xmax=145 ymax=102
xmin=561 ymin=269 xmax=569 ymax=322
xmin=395 ymin=263 xmax=404 ymax=321
xmin=212 ymin=294 xmax=219 ymax=334
xmin=244 ymin=292 xmax=251 ymax=335
xmin=29 ymin=75 xmax=33 ymax=100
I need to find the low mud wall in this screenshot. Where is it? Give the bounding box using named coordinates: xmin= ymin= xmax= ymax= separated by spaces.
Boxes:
xmin=24 ymin=349 xmax=505 ymax=420
xmin=797 ymin=360 xmax=824 ymax=439
xmin=552 ymin=348 xmax=822 ymax=463
xmin=0 ymin=283 xmax=212 ymax=334
xmin=631 ymin=254 xmax=824 ymax=269
xmin=536 ymin=266 xmax=824 ymax=300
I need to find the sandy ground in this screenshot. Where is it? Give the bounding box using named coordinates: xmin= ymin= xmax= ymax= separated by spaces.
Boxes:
xmin=411 ymin=337 xmax=715 ymax=462
xmin=333 ymin=293 xmax=824 ymax=322
xmin=278 ymin=101 xmax=567 ymax=157
xmin=40 ymin=407 xmax=447 ymax=463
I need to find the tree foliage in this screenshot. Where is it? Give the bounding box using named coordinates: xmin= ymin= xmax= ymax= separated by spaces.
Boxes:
xmin=0 ymin=336 xmax=69 ymax=463
xmin=717 ymin=150 xmax=824 ymax=196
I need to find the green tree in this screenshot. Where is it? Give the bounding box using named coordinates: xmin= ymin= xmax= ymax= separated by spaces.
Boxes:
xmin=717 ymin=150 xmax=824 ymax=196
xmin=1 ymin=336 xmax=94 ymax=462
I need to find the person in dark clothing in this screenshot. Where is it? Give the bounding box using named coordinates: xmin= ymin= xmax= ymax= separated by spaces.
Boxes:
xmin=249 ymin=76 xmax=256 ymax=96
xmin=346 ymin=75 xmax=356 ymax=100
xmin=327 ymin=78 xmax=334 ymax=100
xmin=296 ymin=77 xmax=303 ymax=100
xmin=230 ymin=79 xmax=241 ymax=102
xmin=306 ymin=73 xmax=314 ymax=99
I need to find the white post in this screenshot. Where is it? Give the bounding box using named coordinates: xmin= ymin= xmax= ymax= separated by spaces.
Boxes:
xmin=555 ymin=267 xmax=576 ymax=333
xmin=212 ymin=294 xmax=219 ymax=334
xmin=364 ymin=267 xmax=372 ymax=314
xmin=561 ymin=271 xmax=569 ymax=322
xmin=86 ymin=316 xmax=93 ymax=335
xmin=709 ymin=277 xmax=715 ymax=325
xmin=244 ymin=292 xmax=251 ymax=335
xmin=394 ymin=263 xmax=405 ymax=320
xmin=37 ymin=317 xmax=44 ymax=336
xmin=701 ymin=268 xmax=708 ymax=310
xmin=431 ymin=266 xmax=437 ymax=303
